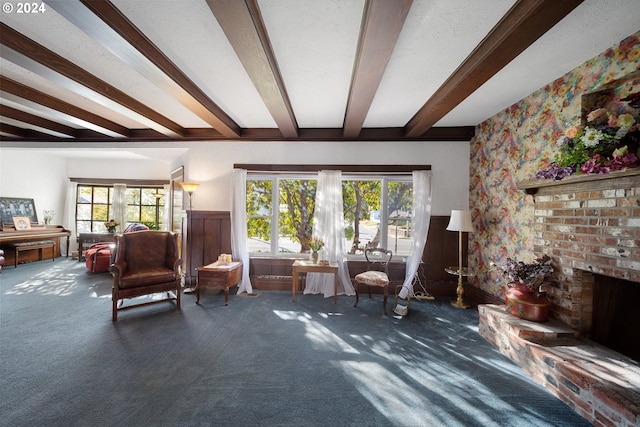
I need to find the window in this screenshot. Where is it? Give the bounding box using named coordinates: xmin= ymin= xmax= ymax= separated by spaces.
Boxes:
xmin=246 ymin=174 xmax=413 ymax=257
xmin=76 ymin=185 xmax=165 ymax=233
xmin=343 ymin=177 xmax=413 ymax=256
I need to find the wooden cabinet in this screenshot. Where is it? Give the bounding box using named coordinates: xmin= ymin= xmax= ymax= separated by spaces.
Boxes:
xmin=183 ymin=211 xmax=232 ymax=286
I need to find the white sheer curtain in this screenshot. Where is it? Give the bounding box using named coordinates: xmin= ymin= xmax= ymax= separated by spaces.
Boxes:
xmin=305 ymin=170 xmax=354 ymax=297
xmin=231 ymin=168 xmax=253 ymax=294
xmin=399 ymin=170 xmax=432 ymax=299
xmin=112 ymin=184 xmax=127 ymax=233
xmin=62 ymin=180 xmax=77 ymax=255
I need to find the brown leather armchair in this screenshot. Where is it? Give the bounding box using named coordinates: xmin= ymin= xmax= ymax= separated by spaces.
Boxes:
xmin=110 ymin=231 xmax=182 ymax=321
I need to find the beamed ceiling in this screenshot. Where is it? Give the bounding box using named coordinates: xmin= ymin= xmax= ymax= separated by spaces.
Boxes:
xmin=1 ymin=0 xmax=639 ymax=148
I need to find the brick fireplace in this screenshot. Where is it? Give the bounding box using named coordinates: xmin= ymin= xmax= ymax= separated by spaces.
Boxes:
xmin=524 ymin=168 xmax=640 ymax=335
xmin=479 ymin=169 xmax=640 ymax=426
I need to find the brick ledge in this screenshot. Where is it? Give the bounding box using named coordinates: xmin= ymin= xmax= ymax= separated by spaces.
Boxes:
xmin=478 ymin=304 xmax=640 ymax=427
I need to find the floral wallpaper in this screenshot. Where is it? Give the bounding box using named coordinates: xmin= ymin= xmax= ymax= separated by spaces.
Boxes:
xmin=469 ymin=31 xmax=640 ymax=298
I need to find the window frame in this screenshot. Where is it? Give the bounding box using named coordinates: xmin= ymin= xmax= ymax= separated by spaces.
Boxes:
xmin=75 ymin=184 xmax=165 ymax=233
xmin=245 ymin=169 xmax=418 ymax=260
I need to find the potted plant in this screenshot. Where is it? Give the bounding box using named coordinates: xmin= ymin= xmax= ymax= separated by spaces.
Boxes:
xmin=494 ymin=255 xmax=553 ymax=322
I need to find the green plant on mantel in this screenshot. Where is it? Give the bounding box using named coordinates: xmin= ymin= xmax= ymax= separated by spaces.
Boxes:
xmin=536 ymin=107 xmax=639 ymax=181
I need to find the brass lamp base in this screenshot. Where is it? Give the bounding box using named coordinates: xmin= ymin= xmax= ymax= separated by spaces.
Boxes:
xmin=451 ymin=299 xmax=470 ymax=309
xmin=451 ymin=278 xmax=469 ymax=309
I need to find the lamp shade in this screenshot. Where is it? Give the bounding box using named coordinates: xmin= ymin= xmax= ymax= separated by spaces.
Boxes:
xmin=180 ymin=182 xmax=200 ymax=194
xmin=446 ymin=210 xmax=474 ymax=232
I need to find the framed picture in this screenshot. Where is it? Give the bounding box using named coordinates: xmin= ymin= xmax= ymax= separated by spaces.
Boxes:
xmin=170 ymin=166 xmax=184 ymax=233
xmin=0 ymin=197 xmax=38 ymax=224
xmin=12 ymin=216 xmax=32 ymax=230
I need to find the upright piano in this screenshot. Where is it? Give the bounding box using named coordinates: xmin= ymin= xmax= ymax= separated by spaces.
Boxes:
xmin=0 ymin=225 xmax=71 ymax=263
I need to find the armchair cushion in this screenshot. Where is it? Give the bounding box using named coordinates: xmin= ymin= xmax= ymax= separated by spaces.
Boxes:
xmin=354 ymin=270 xmax=389 ymax=287
xmin=118 ymin=267 xmax=177 ymax=289
xmin=354 ymin=247 xmax=393 ymax=315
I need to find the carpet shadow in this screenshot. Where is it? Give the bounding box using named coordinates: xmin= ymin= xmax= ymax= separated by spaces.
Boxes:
xmin=0 ymin=259 xmax=590 ymax=427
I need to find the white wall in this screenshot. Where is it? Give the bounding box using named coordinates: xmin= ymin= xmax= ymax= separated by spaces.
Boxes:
xmin=0 ymin=140 xmax=470 ymax=227
xmin=66 ymin=158 xmax=172 ymax=181
xmin=0 ymin=149 xmax=172 ymax=226
xmin=0 ymin=150 xmax=68 ymax=225
xmin=177 ymin=140 xmax=470 ymax=216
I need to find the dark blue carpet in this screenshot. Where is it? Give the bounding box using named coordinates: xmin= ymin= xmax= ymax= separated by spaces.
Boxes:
xmin=0 ymin=259 xmax=589 ymax=426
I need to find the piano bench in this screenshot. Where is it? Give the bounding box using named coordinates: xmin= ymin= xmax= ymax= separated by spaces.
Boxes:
xmin=11 ymin=240 xmax=56 ymax=267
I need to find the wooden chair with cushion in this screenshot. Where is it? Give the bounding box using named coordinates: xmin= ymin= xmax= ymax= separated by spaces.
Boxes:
xmin=354 ymin=247 xmax=393 ymax=315
xmin=110 ymin=231 xmax=182 ymax=321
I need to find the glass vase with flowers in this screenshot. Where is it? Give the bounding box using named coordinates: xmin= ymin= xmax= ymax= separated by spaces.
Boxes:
xmin=104 ymin=219 xmax=119 ymax=233
xmin=308 ymin=238 xmax=324 ymax=264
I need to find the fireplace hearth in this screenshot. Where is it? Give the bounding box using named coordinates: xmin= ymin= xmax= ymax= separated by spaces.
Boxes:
xmin=480 ymin=169 xmax=640 ymax=426
xmin=478 ymin=304 xmax=640 ymax=426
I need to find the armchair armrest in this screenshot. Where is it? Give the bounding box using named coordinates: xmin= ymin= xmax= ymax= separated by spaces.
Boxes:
xmin=110 ymin=261 xmax=126 ymax=278
xmin=171 ymin=258 xmax=182 ymax=273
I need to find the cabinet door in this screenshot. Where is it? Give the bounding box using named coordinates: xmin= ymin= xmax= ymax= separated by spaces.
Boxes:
xmin=184 ymin=211 xmax=232 ymax=286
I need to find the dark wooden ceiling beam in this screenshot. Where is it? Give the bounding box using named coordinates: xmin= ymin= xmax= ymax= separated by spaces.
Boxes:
xmin=0 ymin=76 xmax=131 ymax=137
xmin=0 ymin=122 xmax=55 ymax=139
xmin=0 ymin=126 xmax=474 ymax=142
xmin=0 ymin=105 xmax=77 ymax=138
xmin=206 ymin=0 xmax=298 ymax=138
xmin=234 ymin=164 xmax=431 ymax=173
xmin=0 ymin=123 xmax=28 ymax=138
xmin=404 ymin=0 xmax=584 ymax=137
xmin=44 ymin=0 xmax=240 ymax=138
xmin=0 ymin=22 xmax=183 ymax=137
xmin=343 ymin=0 xmax=412 ymax=138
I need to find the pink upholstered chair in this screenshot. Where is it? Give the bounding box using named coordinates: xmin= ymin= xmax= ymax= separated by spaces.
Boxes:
xmin=110 ymin=231 xmax=181 ymax=321
xmin=354 ymin=248 xmax=393 ymax=315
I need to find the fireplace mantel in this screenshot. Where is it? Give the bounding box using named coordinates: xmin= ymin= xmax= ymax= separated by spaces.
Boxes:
xmin=517 ymin=168 xmax=640 ymax=194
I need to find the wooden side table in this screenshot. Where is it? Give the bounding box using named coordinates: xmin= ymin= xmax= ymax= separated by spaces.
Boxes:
xmin=291 ymin=260 xmax=339 ymax=304
xmin=195 ymin=261 xmax=242 ymax=305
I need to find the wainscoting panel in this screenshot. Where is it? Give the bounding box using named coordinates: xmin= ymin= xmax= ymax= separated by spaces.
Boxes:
xmin=183 ymin=212 xmax=464 ymax=297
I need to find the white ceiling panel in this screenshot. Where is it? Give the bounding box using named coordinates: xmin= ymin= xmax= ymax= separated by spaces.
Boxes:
xmin=1 ymin=3 xmax=210 ymax=128
xmin=259 ymin=0 xmax=365 ymax=128
xmin=110 ymin=0 xmax=277 ymax=128
xmin=0 ymin=59 xmax=148 ymax=128
xmin=365 ymin=0 xmax=517 ymax=128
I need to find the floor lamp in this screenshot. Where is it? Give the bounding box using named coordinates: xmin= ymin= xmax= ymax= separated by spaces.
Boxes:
xmin=180 ymin=182 xmax=199 ymax=291
xmin=446 ymin=210 xmax=474 ymax=309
